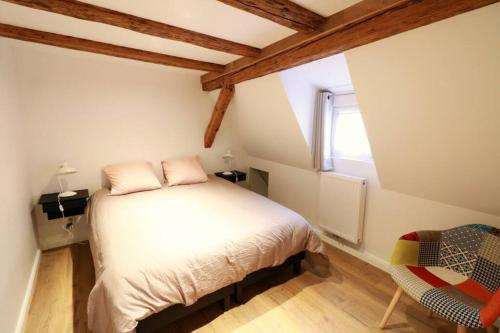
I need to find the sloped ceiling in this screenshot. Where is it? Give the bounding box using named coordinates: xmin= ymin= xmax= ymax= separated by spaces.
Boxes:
xmin=1 ymin=0 xmax=498 ymax=216
xmin=229 ymin=4 xmax=500 ymax=217
xmin=345 ymin=4 xmax=500 ymax=216
xmin=229 ymin=53 xmax=354 ymax=170
xmin=229 ymin=74 xmax=312 ymax=170
xmin=279 ymin=53 xmax=353 ymax=148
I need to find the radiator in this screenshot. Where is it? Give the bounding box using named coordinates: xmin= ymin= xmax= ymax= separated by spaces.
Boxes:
xmin=318 ymin=172 xmax=367 ymax=244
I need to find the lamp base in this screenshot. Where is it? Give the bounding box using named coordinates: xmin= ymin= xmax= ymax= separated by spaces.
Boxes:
xmin=59 ymin=191 xmax=77 ymax=198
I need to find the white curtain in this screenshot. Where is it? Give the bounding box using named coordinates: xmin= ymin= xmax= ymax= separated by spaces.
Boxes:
xmin=313 ymin=91 xmax=335 ymax=171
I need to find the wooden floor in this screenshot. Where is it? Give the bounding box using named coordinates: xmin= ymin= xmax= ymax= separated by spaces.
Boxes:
xmin=25 ymin=242 xmax=490 ymax=333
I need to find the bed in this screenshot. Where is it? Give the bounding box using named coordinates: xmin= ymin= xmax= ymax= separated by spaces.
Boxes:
xmin=87 ymin=175 xmax=329 ymax=333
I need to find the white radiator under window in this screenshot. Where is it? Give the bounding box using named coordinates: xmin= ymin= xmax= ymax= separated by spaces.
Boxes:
xmin=318 ymin=172 xmax=367 ymax=244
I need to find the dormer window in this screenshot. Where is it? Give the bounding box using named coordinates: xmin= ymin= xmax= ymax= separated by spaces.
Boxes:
xmin=332 ymin=92 xmax=372 ymax=163
xmin=313 ymin=90 xmax=372 ymax=171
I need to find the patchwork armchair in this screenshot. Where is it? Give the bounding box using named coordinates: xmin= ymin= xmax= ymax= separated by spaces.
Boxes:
xmin=380 ymin=224 xmax=499 ymax=333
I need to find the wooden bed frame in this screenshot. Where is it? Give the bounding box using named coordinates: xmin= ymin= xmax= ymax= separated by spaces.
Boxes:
xmin=136 ymin=251 xmax=305 ymax=333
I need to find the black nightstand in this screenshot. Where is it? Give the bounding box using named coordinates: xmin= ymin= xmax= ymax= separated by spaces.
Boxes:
xmin=215 ymin=171 xmax=247 ymax=183
xmin=39 ymin=189 xmax=89 ymax=220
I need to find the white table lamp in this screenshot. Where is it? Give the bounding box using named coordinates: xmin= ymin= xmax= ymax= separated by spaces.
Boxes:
xmin=222 ymin=150 xmax=234 ymax=175
xmin=56 ymin=162 xmax=78 ymax=197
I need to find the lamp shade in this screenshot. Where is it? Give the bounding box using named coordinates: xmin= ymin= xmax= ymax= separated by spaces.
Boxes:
xmin=222 ymin=151 xmax=234 ymax=175
xmin=56 ymin=161 xmax=77 ymax=175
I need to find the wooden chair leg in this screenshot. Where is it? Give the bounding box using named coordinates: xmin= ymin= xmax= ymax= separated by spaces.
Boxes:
xmin=457 ymin=324 xmax=467 ymax=333
xmin=379 ymin=286 xmax=403 ymax=329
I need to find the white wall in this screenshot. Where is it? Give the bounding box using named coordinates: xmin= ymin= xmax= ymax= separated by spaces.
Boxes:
xmin=345 ymin=3 xmax=500 ymax=216
xmin=247 ymin=156 xmax=500 ymax=268
xmin=230 ymin=75 xmax=311 ymax=170
xmin=279 ymin=53 xmax=353 ymax=148
xmin=10 ymin=41 xmax=246 ymax=198
xmin=8 ymin=39 xmax=247 ymax=250
xmin=1 ymin=6 xmax=499 ymax=329
xmin=0 ymin=40 xmax=38 ymax=333
xmin=231 ymin=4 xmax=500 ymax=266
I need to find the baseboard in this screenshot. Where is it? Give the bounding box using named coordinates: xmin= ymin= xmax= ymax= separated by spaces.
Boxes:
xmin=15 ymin=249 xmax=41 ymax=333
xmin=316 ymin=230 xmax=390 ymax=273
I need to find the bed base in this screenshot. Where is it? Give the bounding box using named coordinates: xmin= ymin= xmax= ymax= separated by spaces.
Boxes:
xmin=136 ymin=251 xmax=305 ymax=333
xmin=234 ymin=251 xmax=304 ymax=303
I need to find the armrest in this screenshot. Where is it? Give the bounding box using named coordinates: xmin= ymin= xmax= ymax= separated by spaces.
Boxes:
xmin=390 ymin=230 xmax=441 ymax=266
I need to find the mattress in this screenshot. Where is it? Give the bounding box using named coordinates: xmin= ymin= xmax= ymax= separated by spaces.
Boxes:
xmin=87 ymin=176 xmax=328 ymax=333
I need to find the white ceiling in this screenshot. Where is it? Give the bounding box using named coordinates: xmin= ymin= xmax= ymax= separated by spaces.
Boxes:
xmin=293 ymin=0 xmax=360 ymax=16
xmin=346 ymin=4 xmax=500 ymax=216
xmin=281 ymin=53 xmax=353 ymax=91
xmin=0 ymin=0 xmax=360 ymax=66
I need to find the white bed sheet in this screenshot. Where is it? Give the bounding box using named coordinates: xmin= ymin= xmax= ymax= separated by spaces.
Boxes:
xmin=87 ymin=176 xmax=328 ymax=333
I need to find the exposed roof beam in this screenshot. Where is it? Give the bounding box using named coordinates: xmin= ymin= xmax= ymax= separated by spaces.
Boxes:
xmin=202 ymin=0 xmax=498 ymax=91
xmin=202 ymin=0 xmax=408 ymax=89
xmin=2 ymin=0 xmax=261 ymax=57
xmin=0 ymin=23 xmax=225 ymax=72
xmin=218 ymin=0 xmax=325 ymax=32
xmin=204 ymin=85 xmax=235 ymax=148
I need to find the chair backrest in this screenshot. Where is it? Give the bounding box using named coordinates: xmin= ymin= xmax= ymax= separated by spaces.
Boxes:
xmin=439 ymin=224 xmax=499 ymax=293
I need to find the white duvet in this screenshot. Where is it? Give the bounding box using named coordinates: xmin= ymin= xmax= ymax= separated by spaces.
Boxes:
xmin=87 ymin=176 xmax=328 ymax=333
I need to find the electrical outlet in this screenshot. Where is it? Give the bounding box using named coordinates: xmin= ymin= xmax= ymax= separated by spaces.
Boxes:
xmin=64 ymin=222 xmax=74 ymax=231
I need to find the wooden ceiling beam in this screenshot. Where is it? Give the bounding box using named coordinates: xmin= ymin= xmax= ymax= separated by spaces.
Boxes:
xmin=2 ymin=0 xmax=261 ymax=57
xmin=0 ymin=23 xmax=225 ymax=72
xmin=204 ymin=85 xmax=235 ymax=148
xmin=218 ymin=0 xmax=325 ymax=32
xmin=202 ymin=0 xmax=409 ymax=89
xmin=202 ymin=0 xmax=498 ymax=91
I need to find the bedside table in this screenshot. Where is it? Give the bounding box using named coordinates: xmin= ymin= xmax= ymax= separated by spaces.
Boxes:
xmin=36 ymin=189 xmax=90 ymax=250
xmin=39 ymin=189 xmax=89 ymax=220
xmin=215 ymin=170 xmax=247 ymax=183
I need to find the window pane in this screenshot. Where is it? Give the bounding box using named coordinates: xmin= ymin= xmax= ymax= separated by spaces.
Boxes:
xmin=333 ymin=110 xmax=372 ymax=162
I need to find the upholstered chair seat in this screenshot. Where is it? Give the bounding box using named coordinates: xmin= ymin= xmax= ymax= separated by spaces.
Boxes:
xmin=380 ymin=224 xmax=499 ymax=332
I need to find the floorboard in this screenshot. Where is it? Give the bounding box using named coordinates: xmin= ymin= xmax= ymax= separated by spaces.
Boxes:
xmin=24 ymin=242 xmax=489 ymax=332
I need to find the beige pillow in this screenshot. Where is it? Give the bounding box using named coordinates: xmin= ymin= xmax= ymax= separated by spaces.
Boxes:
xmin=103 ymin=161 xmax=161 ymax=195
xmin=161 ymin=156 xmax=208 ymax=186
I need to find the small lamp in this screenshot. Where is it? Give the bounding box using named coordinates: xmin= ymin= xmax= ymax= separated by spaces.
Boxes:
xmin=222 ymin=150 xmax=234 ymax=175
xmin=56 ymin=162 xmax=78 ymax=197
